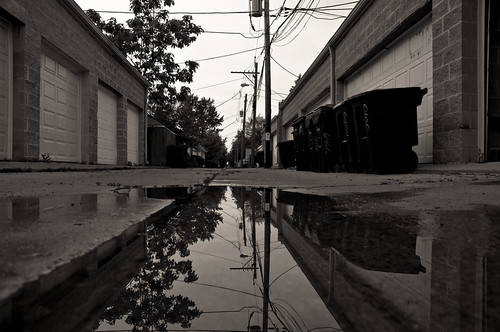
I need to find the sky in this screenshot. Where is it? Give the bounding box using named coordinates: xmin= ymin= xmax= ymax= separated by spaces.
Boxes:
xmin=74 ymin=0 xmax=355 ymax=148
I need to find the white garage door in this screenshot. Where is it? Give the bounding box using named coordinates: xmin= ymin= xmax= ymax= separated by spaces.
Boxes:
xmin=98 ymin=86 xmax=118 ymax=164
xmin=127 ymin=103 xmax=140 ymax=165
xmin=40 ymin=53 xmax=81 ymax=162
xmin=346 ymin=19 xmax=433 ymax=163
xmin=0 ymin=19 xmax=11 ymax=160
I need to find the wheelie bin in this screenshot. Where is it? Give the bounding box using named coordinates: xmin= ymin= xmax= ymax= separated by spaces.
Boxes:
xmin=348 ymin=87 xmax=427 ymax=173
xmin=278 ymin=140 xmax=296 ymax=168
xmin=291 ymin=115 xmax=308 ymax=171
xmin=305 ymin=110 xmax=319 ymax=172
xmin=311 ymin=105 xmax=341 ymax=172
xmin=334 ymin=102 xmax=361 ymax=172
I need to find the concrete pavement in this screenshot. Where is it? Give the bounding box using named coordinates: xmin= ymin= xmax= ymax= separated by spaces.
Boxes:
xmin=1 ymin=161 xmax=500 ymax=328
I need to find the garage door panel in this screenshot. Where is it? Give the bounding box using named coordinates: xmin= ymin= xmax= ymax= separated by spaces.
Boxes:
xmin=409 ymin=62 xmax=424 ymax=86
xmin=40 ymin=53 xmax=80 ymax=162
xmin=127 ymin=103 xmax=140 ymax=165
xmin=346 ymin=19 xmax=433 ymax=163
xmin=98 ymin=86 xmax=118 ymax=165
xmin=395 ymin=71 xmax=408 ymax=88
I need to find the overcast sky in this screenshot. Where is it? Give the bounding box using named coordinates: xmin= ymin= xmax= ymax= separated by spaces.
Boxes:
xmin=74 ymin=0 xmax=354 ymax=147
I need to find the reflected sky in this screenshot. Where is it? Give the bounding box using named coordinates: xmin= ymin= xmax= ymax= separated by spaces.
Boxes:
xmin=3 ymin=186 xmax=500 ymax=331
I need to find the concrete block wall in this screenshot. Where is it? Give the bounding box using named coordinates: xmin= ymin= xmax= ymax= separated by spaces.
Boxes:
xmin=280 ymin=55 xmax=331 ymax=127
xmin=1 ymin=0 xmax=148 ymax=164
xmin=335 ymin=0 xmax=431 ymax=83
xmin=433 ymin=0 xmax=479 ymax=163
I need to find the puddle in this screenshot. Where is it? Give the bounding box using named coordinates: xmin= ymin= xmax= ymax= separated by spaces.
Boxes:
xmin=2 ymin=186 xmax=500 ymax=331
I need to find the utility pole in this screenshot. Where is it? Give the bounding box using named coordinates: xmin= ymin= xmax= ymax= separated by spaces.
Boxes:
xmin=241 ymin=94 xmax=247 ymax=166
xmin=264 ymin=0 xmax=272 ymax=168
xmin=251 ymin=61 xmax=258 ymax=168
xmin=231 ymin=62 xmax=259 ymax=167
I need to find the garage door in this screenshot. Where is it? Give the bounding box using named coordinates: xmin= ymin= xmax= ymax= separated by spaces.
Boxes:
xmin=98 ymin=86 xmax=118 ymax=164
xmin=40 ymin=53 xmax=81 ymax=162
xmin=0 ymin=19 xmax=11 ymax=160
xmin=346 ymin=19 xmax=433 ymax=163
xmin=127 ymin=103 xmax=140 ymax=165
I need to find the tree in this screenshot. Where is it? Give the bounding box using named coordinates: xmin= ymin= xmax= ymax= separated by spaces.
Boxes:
xmin=155 ymin=93 xmax=223 ymax=149
xmin=86 ymin=0 xmax=202 ymax=115
xmin=203 ymin=130 xmax=227 ymax=168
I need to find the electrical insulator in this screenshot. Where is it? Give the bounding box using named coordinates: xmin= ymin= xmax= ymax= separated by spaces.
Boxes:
xmin=250 ymin=0 xmax=262 ymax=17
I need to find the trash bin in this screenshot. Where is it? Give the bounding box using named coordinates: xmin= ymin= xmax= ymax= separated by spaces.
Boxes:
xmin=311 ymin=105 xmax=341 ymax=172
xmin=305 ymin=110 xmax=319 ymax=172
xmin=334 ymin=102 xmax=359 ymax=172
xmin=166 ymin=145 xmax=188 ymax=168
xmin=278 ymin=140 xmax=296 ymax=168
xmin=291 ymin=116 xmax=309 ymax=171
xmin=347 ymin=87 xmax=427 ymax=173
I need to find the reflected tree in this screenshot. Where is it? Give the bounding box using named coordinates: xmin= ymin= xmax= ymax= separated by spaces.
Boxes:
xmin=230 ymin=187 xmax=263 ymax=222
xmin=100 ymin=187 xmax=226 ymax=331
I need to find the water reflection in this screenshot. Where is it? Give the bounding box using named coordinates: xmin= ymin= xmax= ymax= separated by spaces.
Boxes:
xmin=97 ymin=187 xmax=340 ymax=331
xmin=4 ymin=186 xmax=499 ymax=331
xmin=98 ymin=186 xmax=225 ymax=330
xmin=274 ymin=190 xmax=500 ymax=332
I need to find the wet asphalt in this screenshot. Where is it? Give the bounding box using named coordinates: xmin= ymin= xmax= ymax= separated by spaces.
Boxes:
xmin=1 ymin=161 xmax=500 ymax=330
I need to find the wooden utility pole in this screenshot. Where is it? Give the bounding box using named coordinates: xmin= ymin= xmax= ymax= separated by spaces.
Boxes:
xmin=251 ymin=61 xmax=258 ymax=168
xmin=264 ymin=0 xmax=272 ymax=168
xmin=241 ymin=94 xmax=247 ymax=166
xmin=231 ymin=61 xmax=259 ymax=167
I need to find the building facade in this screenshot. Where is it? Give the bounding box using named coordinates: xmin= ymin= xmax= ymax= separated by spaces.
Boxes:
xmin=0 ymin=0 xmax=149 ymax=165
xmin=277 ymin=0 xmax=498 ymax=164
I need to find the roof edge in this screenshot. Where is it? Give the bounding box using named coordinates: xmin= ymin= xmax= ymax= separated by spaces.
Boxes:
xmin=60 ymin=0 xmax=150 ymax=87
xmin=279 ymin=0 xmax=374 ymax=110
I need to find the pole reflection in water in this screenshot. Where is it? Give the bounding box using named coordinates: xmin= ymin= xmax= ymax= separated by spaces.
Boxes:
xmin=96 ymin=186 xmax=340 ymax=332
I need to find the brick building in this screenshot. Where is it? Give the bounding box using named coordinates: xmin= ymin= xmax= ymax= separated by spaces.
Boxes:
xmin=0 ymin=0 xmax=149 ymax=165
xmin=276 ymin=0 xmax=498 ymax=165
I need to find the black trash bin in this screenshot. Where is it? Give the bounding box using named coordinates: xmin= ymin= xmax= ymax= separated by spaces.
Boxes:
xmin=278 ymin=140 xmax=296 ymax=168
xmin=347 ymin=87 xmax=427 ymax=173
xmin=166 ymin=145 xmax=188 ymax=168
xmin=311 ymin=105 xmax=341 ymax=173
xmin=334 ymin=102 xmax=360 ymax=172
xmin=305 ymin=110 xmax=319 ymax=172
xmin=291 ymin=116 xmax=309 ymax=171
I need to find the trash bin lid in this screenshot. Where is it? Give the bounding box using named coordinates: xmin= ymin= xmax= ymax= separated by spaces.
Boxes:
xmin=346 ymin=87 xmax=427 ymax=107
xmin=291 ymin=115 xmax=305 ymax=128
xmin=305 ymin=111 xmax=316 ymax=128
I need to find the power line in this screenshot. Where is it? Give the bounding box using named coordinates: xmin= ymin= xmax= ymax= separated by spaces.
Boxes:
xmin=186 ymin=47 xmax=263 ymax=63
xmin=191 ymin=78 xmax=243 ymax=91
xmin=203 ymin=30 xmax=262 ymax=39
xmin=271 ymin=55 xmax=299 ymax=78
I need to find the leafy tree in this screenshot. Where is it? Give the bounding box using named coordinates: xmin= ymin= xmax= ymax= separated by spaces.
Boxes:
xmin=203 ymin=130 xmax=228 ymax=168
xmin=155 ymin=93 xmax=223 ymax=149
xmin=86 ymin=0 xmax=202 ymax=116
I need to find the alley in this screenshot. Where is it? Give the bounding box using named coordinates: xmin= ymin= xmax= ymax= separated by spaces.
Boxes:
xmin=1 ymin=164 xmax=500 ymax=331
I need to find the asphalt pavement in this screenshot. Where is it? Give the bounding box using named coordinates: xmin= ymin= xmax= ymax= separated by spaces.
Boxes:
xmin=1 ymin=161 xmax=500 ymax=328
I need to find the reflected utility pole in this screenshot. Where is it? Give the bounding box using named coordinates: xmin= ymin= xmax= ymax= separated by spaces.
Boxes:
xmin=262 ymin=188 xmax=271 ymax=331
